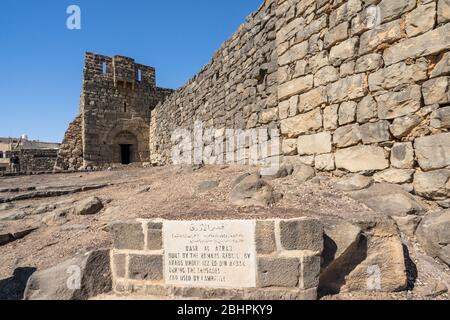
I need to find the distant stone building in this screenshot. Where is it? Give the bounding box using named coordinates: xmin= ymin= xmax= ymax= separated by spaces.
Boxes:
xmin=0 ymin=136 xmax=60 ymax=173
xmin=55 ymin=53 xmax=172 ymax=170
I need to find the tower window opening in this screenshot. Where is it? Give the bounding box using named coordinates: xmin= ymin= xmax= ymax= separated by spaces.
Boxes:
xmin=123 ymin=102 xmax=127 ymax=113
xmin=138 ymin=69 xmax=142 ymax=82
xmin=102 ymin=62 xmax=107 ymax=74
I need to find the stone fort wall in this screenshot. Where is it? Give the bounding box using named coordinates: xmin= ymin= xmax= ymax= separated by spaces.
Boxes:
xmin=149 ymin=0 xmax=450 ymax=200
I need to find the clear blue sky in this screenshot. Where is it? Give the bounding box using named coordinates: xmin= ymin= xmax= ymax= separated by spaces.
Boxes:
xmin=0 ymin=0 xmax=262 ymax=142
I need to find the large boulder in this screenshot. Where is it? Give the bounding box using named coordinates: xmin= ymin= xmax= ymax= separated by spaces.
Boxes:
xmin=24 ymin=249 xmax=111 ymax=300
xmin=414 ymin=169 xmax=450 ymax=200
xmin=416 ymin=209 xmax=450 ymax=266
xmin=349 ymin=183 xmax=426 ymax=216
xmin=230 ymin=174 xmax=282 ymax=207
xmin=319 ymin=216 xmax=408 ymax=294
xmin=74 ymin=197 xmax=104 ymax=215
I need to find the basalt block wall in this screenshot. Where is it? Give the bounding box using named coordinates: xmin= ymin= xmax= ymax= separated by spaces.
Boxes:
xmin=150 ymin=0 xmax=450 ymax=199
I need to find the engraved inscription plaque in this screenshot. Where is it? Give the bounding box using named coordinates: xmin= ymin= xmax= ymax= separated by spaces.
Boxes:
xmin=163 ymin=220 xmax=256 ymax=288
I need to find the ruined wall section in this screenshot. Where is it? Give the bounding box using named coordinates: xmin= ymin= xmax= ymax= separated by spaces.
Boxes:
xmin=149 ymin=0 xmax=279 ymax=165
xmin=55 ymin=114 xmax=83 ymax=171
xmin=151 ymin=0 xmax=450 ymax=200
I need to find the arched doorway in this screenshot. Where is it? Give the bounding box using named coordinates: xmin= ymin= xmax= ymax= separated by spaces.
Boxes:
xmin=113 ymin=131 xmax=138 ymax=164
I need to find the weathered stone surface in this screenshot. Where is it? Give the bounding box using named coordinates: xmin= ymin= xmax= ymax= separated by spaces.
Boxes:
xmin=422 ymin=77 xmax=450 ymax=105
xmin=430 ymin=106 xmax=450 ymax=129
xmin=356 ymin=95 xmax=377 ymax=123
xmin=368 ymin=60 xmax=428 ymax=92
xmin=378 ymin=0 xmax=416 ymax=22
xmin=230 ymin=173 xmax=282 ymax=207
xmin=282 ymin=139 xmax=297 ymax=156
xmin=349 ymin=183 xmax=426 ymax=216
xmin=0 ymin=227 xmax=38 ymax=247
xmin=323 ymin=104 xmax=338 ymax=130
xmin=330 ymin=37 xmax=358 ymax=66
xmin=280 ymin=109 xmax=322 ymax=138
xmin=278 ymin=75 xmax=314 ymax=101
xmin=294 ymin=164 xmax=316 ymax=183
xmin=299 ymin=255 xmax=321 ymax=290
xmin=279 ymin=218 xmax=324 ymax=252
xmin=431 ymin=52 xmax=450 ymax=78
xmin=339 ymin=101 xmax=357 ymax=125
xmin=333 ymin=124 xmax=361 ymax=148
xmin=438 ymin=0 xmax=450 ymax=23
xmin=407 ymin=3 xmax=436 ymax=37
xmin=327 ymin=74 xmax=367 ymax=103
xmin=416 ymin=209 xmax=450 ymax=266
xmin=391 ymin=142 xmax=415 ymax=169
xmin=128 ymin=254 xmax=163 ymax=281
xmin=297 ymin=132 xmax=332 ymax=155
xmin=324 ymin=22 xmax=349 ymax=49
xmin=74 ymin=197 xmax=104 ymax=215
xmin=319 ymin=218 xmax=362 ymax=293
xmin=315 ymin=154 xmax=335 ymax=171
xmin=334 ymin=174 xmax=373 ymax=192
xmin=339 ymin=216 xmax=408 ymax=293
xmin=415 ymin=133 xmax=450 ymax=170
xmin=389 ymin=114 xmax=422 ymax=139
xmin=360 ymin=121 xmax=391 ymax=144
xmin=261 ymin=164 xmax=294 ymax=180
xmin=147 ymin=222 xmax=163 ymax=251
xmin=110 ymin=221 xmax=144 ymax=250
xmin=359 ymin=20 xmax=402 ymax=55
xmin=329 ymin=0 xmax=362 ymax=27
xmin=113 ymin=254 xmax=126 ymax=278
xmin=376 ymin=85 xmax=422 ymax=120
xmin=335 ymin=146 xmax=389 ymax=172
xmin=355 ymin=54 xmax=383 ymax=73
xmin=414 ymin=169 xmax=450 ymax=200
xmin=314 ymin=67 xmax=339 ymax=87
xmin=392 ymin=215 xmax=422 ymax=238
xmin=384 ymin=24 xmax=450 ymax=66
xmin=374 ymin=169 xmax=415 ymax=184
xmin=258 ymin=257 xmax=300 ymax=288
xmin=24 ymin=249 xmax=111 ymax=300
xmin=0 ymin=210 xmax=27 ymax=222
xmin=298 ymin=87 xmax=328 ymax=112
xmin=255 ymin=221 xmax=276 ymax=255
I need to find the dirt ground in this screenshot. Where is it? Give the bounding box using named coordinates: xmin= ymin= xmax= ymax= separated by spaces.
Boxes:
xmin=0 ymin=164 xmax=448 ymax=300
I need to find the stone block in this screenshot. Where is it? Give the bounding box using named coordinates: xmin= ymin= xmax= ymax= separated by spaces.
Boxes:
xmin=110 ymin=221 xmax=145 ymax=250
xmin=376 ymin=85 xmax=422 ymax=120
xmin=278 ymin=75 xmax=314 ymax=101
xmin=438 ymin=0 xmax=450 ymax=23
xmin=280 ymin=109 xmax=322 ymax=138
xmin=405 ymin=3 xmax=436 ymax=37
xmin=360 ymin=121 xmax=391 ymax=144
xmin=333 ymin=124 xmax=362 ymax=148
xmin=422 ymin=77 xmax=450 ymax=105
xmin=391 ymin=142 xmax=415 ymax=169
xmin=339 ymin=101 xmax=357 ymax=125
xmin=359 ymin=20 xmax=402 ymax=55
xmin=113 ymin=254 xmax=127 ymax=278
xmin=356 ymin=95 xmax=377 ymax=123
xmin=414 ymin=169 xmax=450 ymax=200
xmin=374 ymin=169 xmax=415 ymax=184
xmin=389 ymin=114 xmax=422 ymax=139
xmin=328 ymin=74 xmax=367 ymax=104
xmin=128 ymin=254 xmax=163 ymax=281
xmin=384 ymin=24 xmax=450 ymax=66
xmin=257 ymin=257 xmax=300 ymax=288
xmin=315 ymin=154 xmax=335 ymax=171
xmin=255 ymin=221 xmax=276 ymax=255
xmin=324 ymin=104 xmax=339 ymax=130
xmin=415 ymin=133 xmax=450 ymax=170
xmin=297 ymin=132 xmax=332 ymax=156
xmin=431 ymin=106 xmax=450 ymax=129
xmin=335 ymin=145 xmax=389 ymax=172
xmin=147 ymin=222 xmax=163 ymax=251
xmin=298 ymin=86 xmax=328 ymax=112
xmin=299 ymin=255 xmax=321 ymax=290
xmin=330 ymin=37 xmax=358 ymax=66
xmin=279 ymin=219 xmax=324 ymax=252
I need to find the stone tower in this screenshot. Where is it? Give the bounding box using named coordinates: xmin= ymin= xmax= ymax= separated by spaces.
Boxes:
xmin=56 ymin=53 xmax=172 ymax=170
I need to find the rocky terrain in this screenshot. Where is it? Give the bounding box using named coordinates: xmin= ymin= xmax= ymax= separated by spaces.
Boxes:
xmin=0 ymin=163 xmax=448 ymax=300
